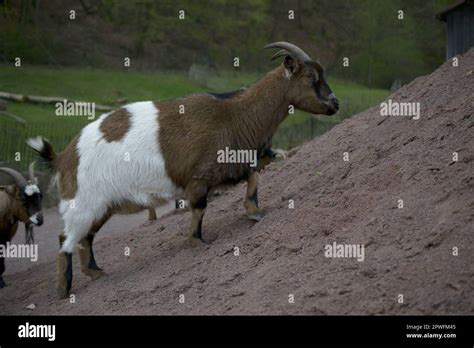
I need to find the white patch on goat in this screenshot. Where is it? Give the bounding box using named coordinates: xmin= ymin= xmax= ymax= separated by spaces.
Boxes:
xmin=24 ymin=184 xmax=40 ymax=196
xmin=26 ymin=136 xmax=45 ymax=153
xmin=283 ymin=68 xmax=292 ymax=80
xmin=29 ymin=212 xmax=40 ymax=225
xmin=59 ymin=101 xmax=183 ymax=253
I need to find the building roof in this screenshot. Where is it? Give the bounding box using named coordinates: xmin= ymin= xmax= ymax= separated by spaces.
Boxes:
xmin=436 ymin=0 xmax=474 ymax=21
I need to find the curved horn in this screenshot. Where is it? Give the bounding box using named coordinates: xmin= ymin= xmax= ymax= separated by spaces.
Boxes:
xmin=264 ymin=42 xmax=312 ymax=62
xmin=270 ymin=49 xmax=290 ymax=61
xmin=28 ymin=161 xmax=37 ymax=184
xmin=0 ymin=167 xmax=27 ymax=187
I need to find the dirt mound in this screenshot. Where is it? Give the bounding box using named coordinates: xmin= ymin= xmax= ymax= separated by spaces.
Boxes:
xmin=1 ymin=49 xmax=473 ymax=315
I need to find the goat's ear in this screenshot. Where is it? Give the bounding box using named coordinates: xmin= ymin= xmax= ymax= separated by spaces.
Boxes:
xmin=283 ymin=56 xmax=299 ymax=75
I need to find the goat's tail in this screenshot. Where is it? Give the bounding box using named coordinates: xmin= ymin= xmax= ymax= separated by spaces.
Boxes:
xmin=26 ymin=136 xmax=57 ymax=170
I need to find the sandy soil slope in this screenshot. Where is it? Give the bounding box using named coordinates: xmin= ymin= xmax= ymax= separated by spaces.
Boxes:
xmin=0 ymin=49 xmax=472 ymax=315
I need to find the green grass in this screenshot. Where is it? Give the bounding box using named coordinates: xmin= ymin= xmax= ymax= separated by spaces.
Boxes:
xmin=0 ymin=66 xmax=204 ymax=121
xmin=0 ymin=65 xmax=389 ymax=168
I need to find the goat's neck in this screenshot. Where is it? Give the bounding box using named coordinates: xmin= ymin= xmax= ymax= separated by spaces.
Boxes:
xmin=230 ymin=66 xmax=291 ymax=149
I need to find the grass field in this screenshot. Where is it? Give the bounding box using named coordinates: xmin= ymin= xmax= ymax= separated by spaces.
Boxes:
xmin=0 ymin=65 xmax=389 ymax=169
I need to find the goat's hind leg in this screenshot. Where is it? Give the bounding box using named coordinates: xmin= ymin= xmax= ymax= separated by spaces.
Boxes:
xmin=78 ymin=213 xmax=110 ymax=280
xmin=147 ymin=208 xmax=157 ymax=221
xmin=244 ymin=171 xmax=262 ymax=221
xmin=57 ymin=211 xmax=97 ymax=298
xmin=57 ymin=234 xmax=74 ymax=299
xmin=1 ymin=228 xmax=17 ymax=288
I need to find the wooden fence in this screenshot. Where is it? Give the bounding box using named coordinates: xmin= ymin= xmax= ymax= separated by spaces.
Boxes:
xmin=0 ymin=118 xmax=84 ymax=170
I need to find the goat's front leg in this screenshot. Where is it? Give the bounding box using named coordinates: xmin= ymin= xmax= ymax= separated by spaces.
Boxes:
xmin=25 ymin=223 xmax=34 ymax=244
xmin=186 ymin=181 xmax=208 ymax=246
xmin=244 ymin=171 xmax=262 ymax=221
xmin=57 ymin=234 xmax=73 ymax=299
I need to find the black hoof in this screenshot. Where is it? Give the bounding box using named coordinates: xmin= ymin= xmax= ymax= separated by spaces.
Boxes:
xmin=247 ymin=213 xmax=263 ymax=222
xmin=0 ymin=277 xmax=6 ymax=288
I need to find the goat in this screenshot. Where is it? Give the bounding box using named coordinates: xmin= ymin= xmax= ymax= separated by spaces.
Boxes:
xmin=27 ymin=42 xmax=339 ymax=298
xmin=0 ymin=163 xmax=44 ymax=288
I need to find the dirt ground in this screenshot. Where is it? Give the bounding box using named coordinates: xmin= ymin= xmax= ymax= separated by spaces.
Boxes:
xmin=0 ymin=49 xmax=472 ymax=315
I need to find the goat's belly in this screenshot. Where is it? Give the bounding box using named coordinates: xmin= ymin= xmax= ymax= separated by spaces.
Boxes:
xmin=108 ymin=158 xmax=182 ymax=204
xmin=76 ymin=101 xmax=182 ymax=206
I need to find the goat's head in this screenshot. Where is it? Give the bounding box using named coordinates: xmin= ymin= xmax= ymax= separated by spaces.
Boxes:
xmin=265 ymin=42 xmax=339 ymax=116
xmin=0 ymin=162 xmax=44 ymax=226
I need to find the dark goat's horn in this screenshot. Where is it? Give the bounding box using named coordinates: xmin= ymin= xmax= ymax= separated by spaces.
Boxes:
xmin=264 ymin=42 xmax=312 ymax=62
xmin=0 ymin=167 xmax=27 ymax=187
xmin=270 ymin=49 xmax=290 ymax=61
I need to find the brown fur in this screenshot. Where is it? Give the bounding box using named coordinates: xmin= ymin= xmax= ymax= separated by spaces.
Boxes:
xmin=154 ymin=60 xmax=336 ymax=240
xmin=78 ymin=239 xmax=93 ymax=275
xmin=156 ymin=68 xmax=291 ymax=240
xmin=55 ymin=135 xmax=80 ymax=199
xmin=156 ymin=65 xmax=291 ymax=190
xmin=0 ymin=195 xmax=19 ymax=287
xmin=244 ymin=171 xmax=259 ymax=215
xmin=0 ymin=184 xmax=41 ymax=287
xmin=99 ymin=108 xmax=131 ymax=142
xmin=56 ymin=250 xmax=69 ymax=298
xmin=0 ymin=188 xmax=30 ymax=237
xmin=0 ymin=220 xmax=18 ymax=242
xmin=157 ymin=61 xmax=334 ymax=192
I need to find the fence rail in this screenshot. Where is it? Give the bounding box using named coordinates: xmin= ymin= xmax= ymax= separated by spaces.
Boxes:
xmin=0 ymin=119 xmax=85 ymax=170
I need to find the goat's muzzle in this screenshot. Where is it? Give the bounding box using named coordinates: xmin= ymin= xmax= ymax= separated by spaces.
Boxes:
xmin=30 ymin=211 xmax=44 ymax=226
xmin=326 ymin=93 xmax=339 ymax=115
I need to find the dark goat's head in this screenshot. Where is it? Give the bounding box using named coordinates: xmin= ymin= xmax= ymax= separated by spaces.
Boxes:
xmin=0 ymin=162 xmax=44 ymax=226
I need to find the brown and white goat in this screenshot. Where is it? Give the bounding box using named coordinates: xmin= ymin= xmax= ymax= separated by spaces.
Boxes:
xmin=27 ymin=42 xmax=339 ymax=298
xmin=0 ymin=163 xmax=44 ymax=288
